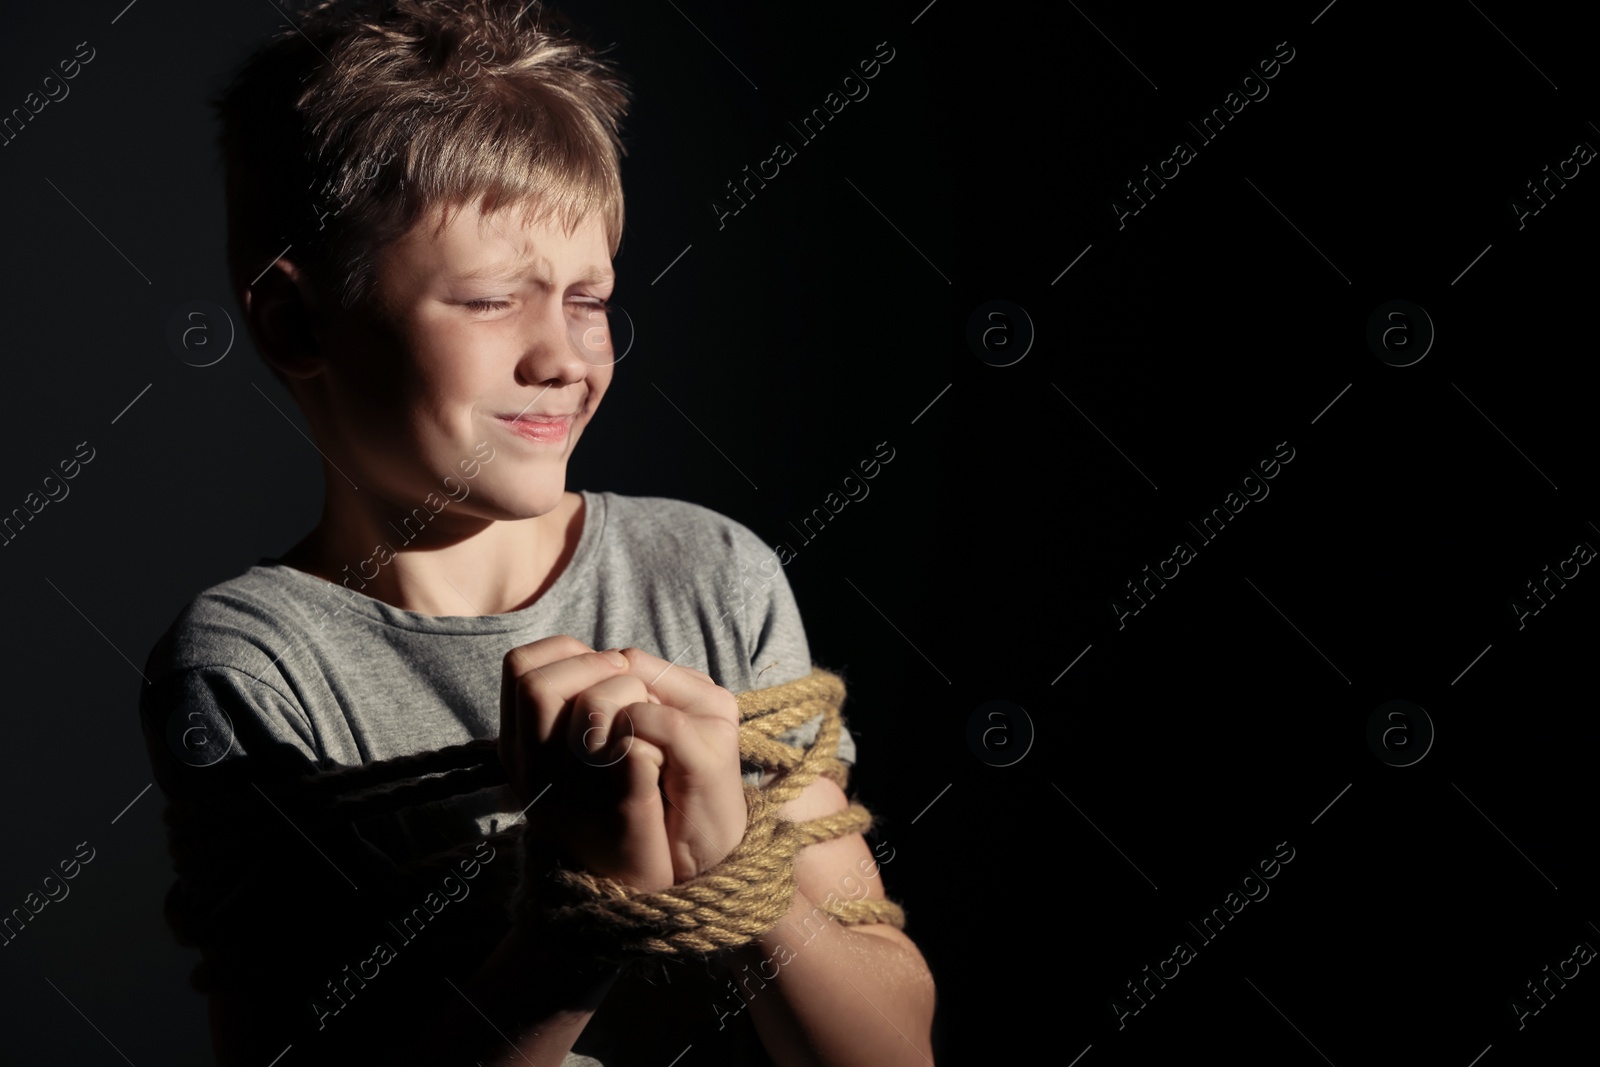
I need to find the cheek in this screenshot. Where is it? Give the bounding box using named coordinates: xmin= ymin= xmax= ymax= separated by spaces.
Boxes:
xmin=581 ymin=366 xmax=613 ymax=416
xmin=406 ymin=337 xmax=500 ymax=421
xmin=570 ymin=309 xmax=614 ymax=363
xmin=342 ymin=325 xmax=457 ymax=420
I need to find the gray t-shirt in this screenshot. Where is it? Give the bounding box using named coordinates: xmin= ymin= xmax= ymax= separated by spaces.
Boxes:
xmin=138 ymin=489 xmax=857 ymax=1065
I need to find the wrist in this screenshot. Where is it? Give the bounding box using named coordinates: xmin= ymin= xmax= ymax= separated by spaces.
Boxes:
xmin=503 ymin=920 xmax=624 ymax=999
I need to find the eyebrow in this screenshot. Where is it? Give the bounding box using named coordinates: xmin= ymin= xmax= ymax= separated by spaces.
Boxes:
xmin=450 ymin=257 xmax=614 ymax=284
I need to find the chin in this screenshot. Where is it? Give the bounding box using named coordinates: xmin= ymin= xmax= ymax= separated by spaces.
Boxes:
xmin=477 ymin=480 xmax=570 ymax=521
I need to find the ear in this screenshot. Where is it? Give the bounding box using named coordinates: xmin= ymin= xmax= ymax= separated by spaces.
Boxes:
xmin=241 ymin=254 xmax=327 ymax=381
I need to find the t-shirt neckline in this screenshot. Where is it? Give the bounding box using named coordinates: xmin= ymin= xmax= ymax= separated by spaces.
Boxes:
xmin=248 ymin=488 xmax=606 ymax=634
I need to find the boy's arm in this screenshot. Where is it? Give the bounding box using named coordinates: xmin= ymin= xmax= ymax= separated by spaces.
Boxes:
xmin=729 ymin=775 xmax=937 ymax=1066
xmin=144 ymin=654 xmax=644 ymax=1067
xmin=712 ymin=520 xmax=936 ymax=1063
xmin=204 ymin=926 xmax=623 ymax=1067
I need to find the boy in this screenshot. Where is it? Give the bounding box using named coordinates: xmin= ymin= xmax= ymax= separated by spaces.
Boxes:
xmin=139 ymin=1 xmax=936 ymax=1064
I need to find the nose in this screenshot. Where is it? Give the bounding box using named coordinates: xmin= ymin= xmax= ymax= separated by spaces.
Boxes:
xmin=515 ymin=297 xmax=595 ymax=389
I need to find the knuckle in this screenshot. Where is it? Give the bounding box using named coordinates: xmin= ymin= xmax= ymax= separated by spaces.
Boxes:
xmin=572 ymin=689 xmax=614 ymax=716
xmin=520 ymin=665 xmax=552 ymax=698
xmin=713 ymin=720 xmax=742 ymax=756
xmin=653 ymin=708 xmax=682 ymax=741
xmin=709 ymin=686 xmax=739 ymax=716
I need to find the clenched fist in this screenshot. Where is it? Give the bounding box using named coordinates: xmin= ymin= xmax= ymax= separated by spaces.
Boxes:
xmin=499 ymin=637 xmax=749 ymax=892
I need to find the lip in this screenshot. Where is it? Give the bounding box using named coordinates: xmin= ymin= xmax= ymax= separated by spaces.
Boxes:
xmin=495 ymin=412 xmax=574 ymax=443
xmin=497 ymin=410 xmax=579 ymax=421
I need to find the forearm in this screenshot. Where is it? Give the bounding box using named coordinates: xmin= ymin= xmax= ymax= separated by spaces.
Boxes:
xmin=435 ymin=921 xmax=620 ymax=1062
xmin=727 ymin=887 xmax=937 ymax=1067
xmin=265 ymin=921 xmax=614 ymax=1062
xmin=369 ymin=923 xmax=622 ymax=1066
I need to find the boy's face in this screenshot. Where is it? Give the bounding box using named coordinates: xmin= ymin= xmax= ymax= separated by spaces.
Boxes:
xmin=317 ymin=192 xmax=616 ymax=520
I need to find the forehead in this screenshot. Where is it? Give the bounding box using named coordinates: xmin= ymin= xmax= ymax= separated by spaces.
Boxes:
xmin=385 ymin=194 xmax=613 ymax=285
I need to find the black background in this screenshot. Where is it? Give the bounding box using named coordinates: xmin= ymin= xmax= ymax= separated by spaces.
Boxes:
xmin=1 ymin=1 xmax=1596 ymax=1064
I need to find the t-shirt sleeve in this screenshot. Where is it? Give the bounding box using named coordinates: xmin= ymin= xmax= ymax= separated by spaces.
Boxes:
xmin=724 ymin=519 xmax=858 ymax=772
xmin=138 ymin=661 xmax=430 ymax=1010
xmin=141 ymin=664 xmax=321 ymax=801
xmin=139 ymin=665 xmax=328 ymax=976
xmin=139 ymin=658 xmax=520 ymax=1059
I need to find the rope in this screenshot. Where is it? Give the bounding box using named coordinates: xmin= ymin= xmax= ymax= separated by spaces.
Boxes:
xmin=511 ymin=667 xmax=905 ymax=960
xmin=161 ymin=665 xmax=903 ymax=985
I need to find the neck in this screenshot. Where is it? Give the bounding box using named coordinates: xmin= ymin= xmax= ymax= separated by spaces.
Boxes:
xmin=281 ymin=486 xmax=583 ymax=617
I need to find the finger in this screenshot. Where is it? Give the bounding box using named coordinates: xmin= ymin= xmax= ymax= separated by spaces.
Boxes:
xmin=585 ymin=715 xmax=666 ymax=802
xmin=500 ymin=636 xmax=596 ymax=751
xmin=500 ymin=651 xmax=522 ymax=765
xmin=611 ymin=646 xmax=714 ymax=688
xmin=511 ymin=647 xmax=633 ymax=745
xmin=615 ymin=647 xmax=720 ymax=697
xmin=607 ymin=730 xmax=665 ymax=782
xmin=566 ymin=674 xmax=653 ymax=763
xmin=504 ymin=635 xmax=596 ymax=678
xmin=612 ymin=701 xmax=741 ymax=777
xmin=618 ymin=648 xmax=736 ymax=724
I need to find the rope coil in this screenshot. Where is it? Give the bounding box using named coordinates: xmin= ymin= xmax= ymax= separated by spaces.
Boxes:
xmin=508 ymin=666 xmax=905 ymax=959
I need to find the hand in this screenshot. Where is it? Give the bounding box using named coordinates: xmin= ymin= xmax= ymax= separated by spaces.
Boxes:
xmin=610 ymin=648 xmax=748 ymax=883
xmin=499 ymin=636 xmax=674 ymax=893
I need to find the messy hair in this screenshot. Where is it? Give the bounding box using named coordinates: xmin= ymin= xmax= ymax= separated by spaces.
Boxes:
xmin=213 ymin=0 xmax=629 ymax=314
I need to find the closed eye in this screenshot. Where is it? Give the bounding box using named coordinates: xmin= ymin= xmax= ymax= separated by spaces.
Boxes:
xmin=463 ymin=297 xmax=611 ymax=314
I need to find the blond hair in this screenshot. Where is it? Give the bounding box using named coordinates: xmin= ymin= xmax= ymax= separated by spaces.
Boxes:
xmin=214 ymin=0 xmax=629 ymax=313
